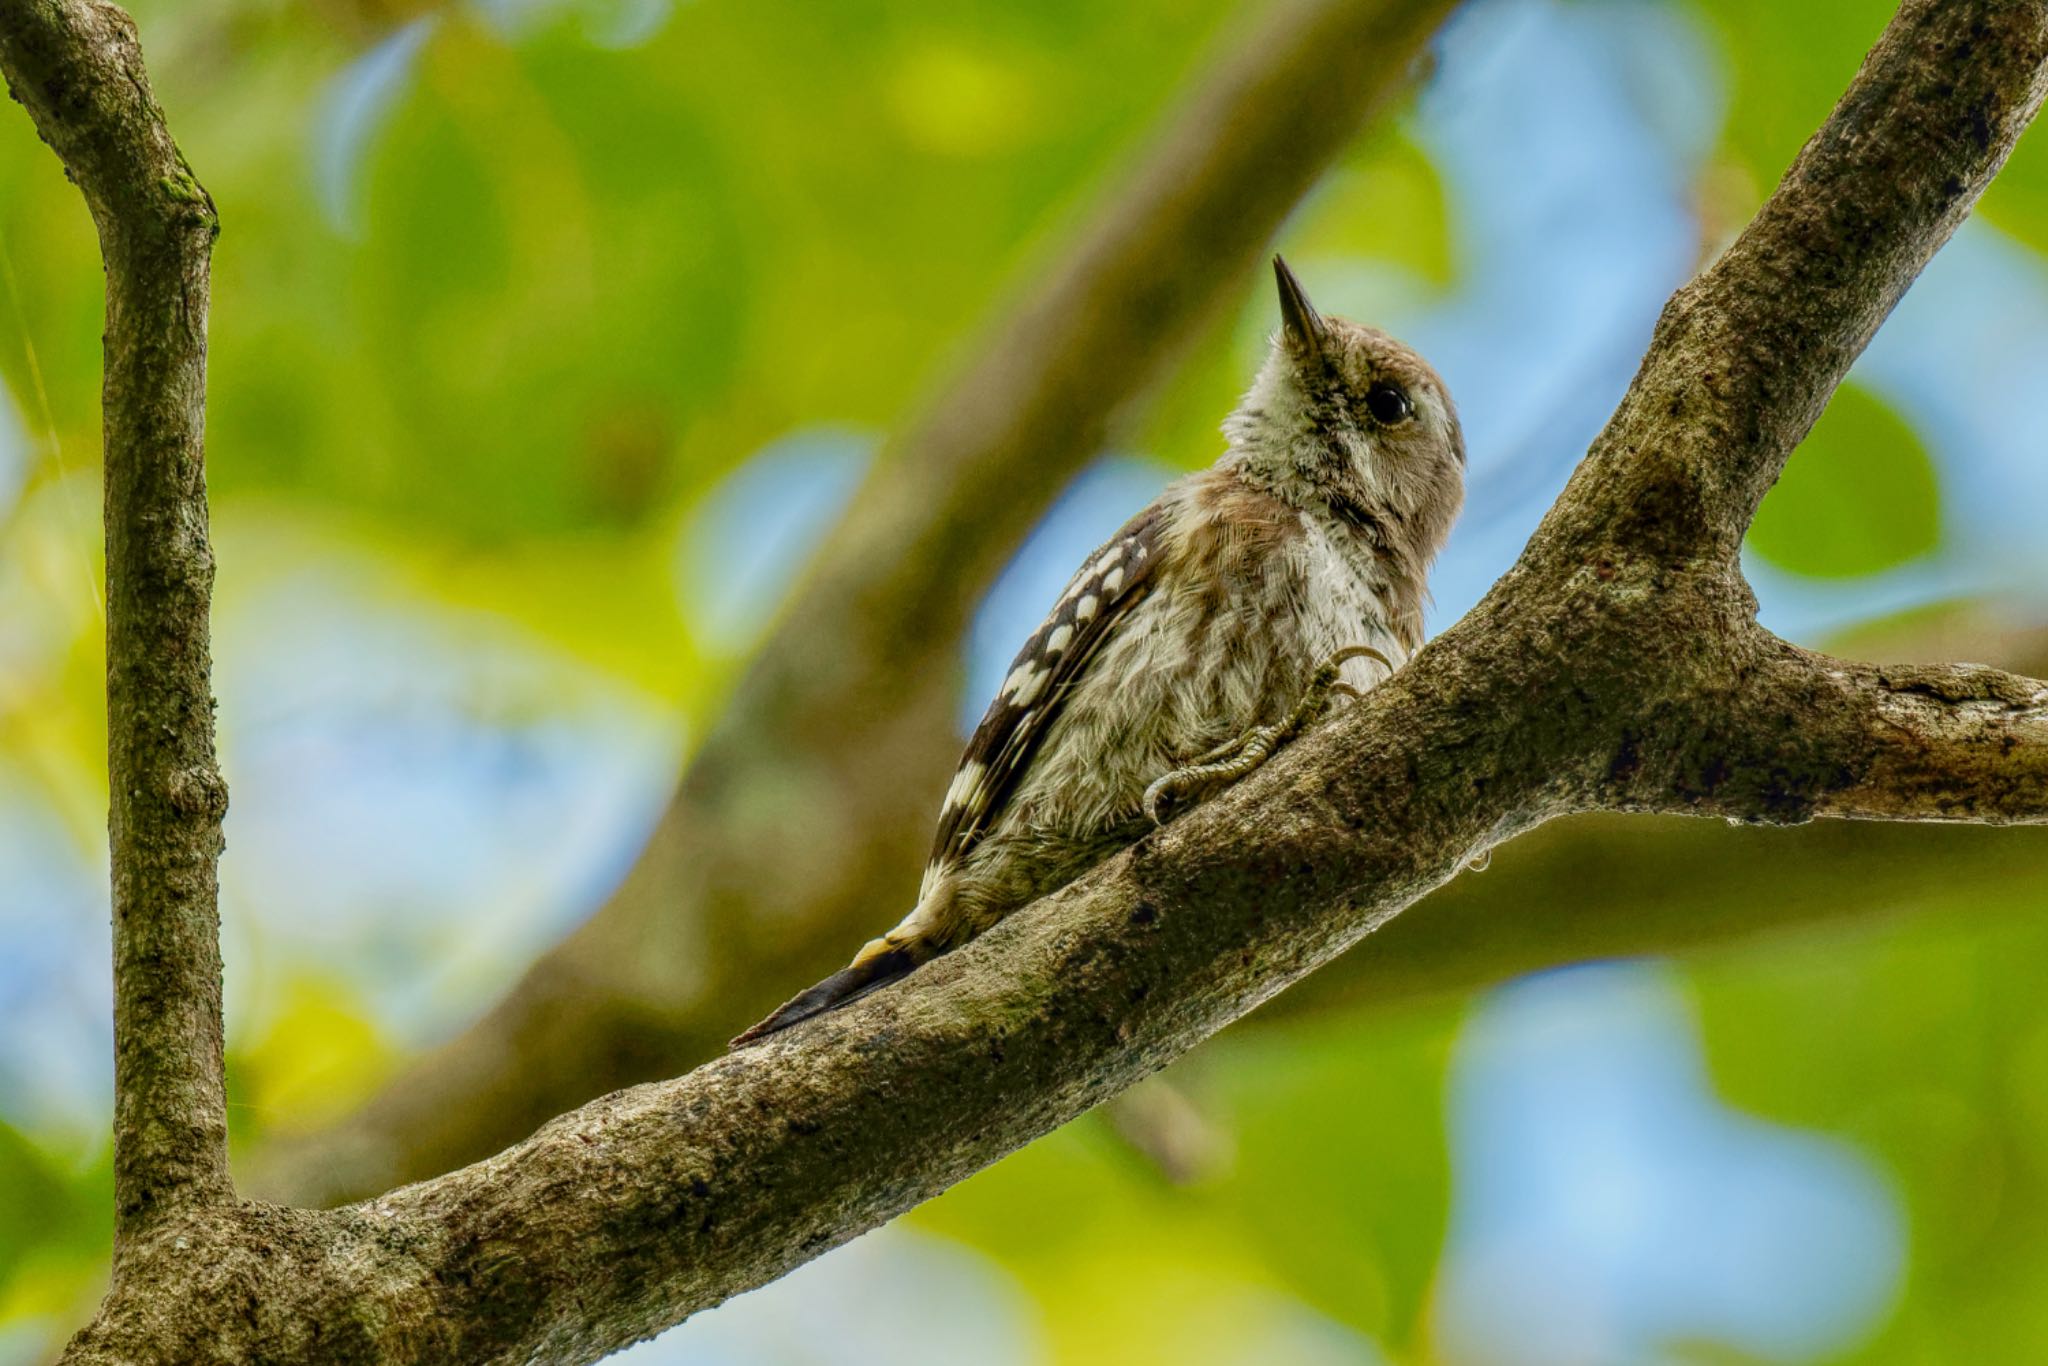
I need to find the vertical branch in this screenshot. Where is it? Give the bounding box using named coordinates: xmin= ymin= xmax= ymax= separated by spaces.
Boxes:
xmin=0 ymin=0 xmax=230 ymax=1238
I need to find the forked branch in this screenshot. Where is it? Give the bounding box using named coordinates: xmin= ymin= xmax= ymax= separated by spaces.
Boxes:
xmin=26 ymin=0 xmax=2048 ymax=1361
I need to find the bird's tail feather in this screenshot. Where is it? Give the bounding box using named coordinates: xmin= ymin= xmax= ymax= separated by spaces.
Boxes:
xmin=729 ymin=941 xmax=921 ymax=1048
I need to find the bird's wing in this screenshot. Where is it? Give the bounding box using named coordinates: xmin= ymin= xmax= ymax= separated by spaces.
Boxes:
xmin=923 ymin=504 xmax=1166 ymax=885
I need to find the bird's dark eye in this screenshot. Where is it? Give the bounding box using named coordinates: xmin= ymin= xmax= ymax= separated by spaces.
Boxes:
xmin=1365 ymin=381 xmax=1413 ymax=425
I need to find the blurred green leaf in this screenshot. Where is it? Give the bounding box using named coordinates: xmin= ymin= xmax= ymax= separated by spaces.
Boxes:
xmin=1293 ymin=128 xmax=1453 ymax=289
xmin=1694 ymin=901 xmax=2048 ymax=1364
xmin=1747 ymin=381 xmax=1939 ymax=579
xmin=1693 ymin=0 xmax=1891 ymax=186
xmin=0 ymin=1122 xmax=109 ymax=1359
xmin=1207 ymin=1012 xmax=1452 ymax=1352
xmin=228 ymin=973 xmax=400 ymax=1141
xmin=916 ymin=1005 xmax=1453 ymax=1361
xmin=0 ymin=1125 xmax=72 ymax=1285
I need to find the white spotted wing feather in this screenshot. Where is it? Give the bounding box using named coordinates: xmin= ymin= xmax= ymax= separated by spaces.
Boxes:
xmin=922 ymin=507 xmax=1164 ymax=896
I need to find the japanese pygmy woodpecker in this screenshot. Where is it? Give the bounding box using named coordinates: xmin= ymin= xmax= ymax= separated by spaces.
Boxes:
xmin=734 ymin=257 xmax=1465 ymax=1045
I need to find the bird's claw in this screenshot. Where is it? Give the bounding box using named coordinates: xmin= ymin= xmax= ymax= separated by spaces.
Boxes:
xmin=1144 ymin=732 xmax=1275 ymax=825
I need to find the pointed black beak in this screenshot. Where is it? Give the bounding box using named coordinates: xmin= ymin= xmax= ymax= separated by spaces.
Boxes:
xmin=1272 ymin=254 xmax=1329 ymax=359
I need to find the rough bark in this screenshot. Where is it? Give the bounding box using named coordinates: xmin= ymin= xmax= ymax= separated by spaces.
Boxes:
xmin=303 ymin=618 xmax=2048 ymax=1192
xmin=0 ymin=0 xmax=231 ymax=1245
xmin=1254 ymin=617 xmax=2048 ymax=1024
xmin=25 ymin=0 xmax=2048 ymax=1360
xmin=255 ymin=0 xmax=1461 ymax=1208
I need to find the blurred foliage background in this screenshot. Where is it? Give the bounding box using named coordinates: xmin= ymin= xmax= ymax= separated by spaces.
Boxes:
xmin=3 ymin=0 xmax=2047 ymax=1360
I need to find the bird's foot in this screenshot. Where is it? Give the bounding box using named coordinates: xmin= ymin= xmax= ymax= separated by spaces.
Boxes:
xmin=1143 ymin=645 xmax=1392 ymax=825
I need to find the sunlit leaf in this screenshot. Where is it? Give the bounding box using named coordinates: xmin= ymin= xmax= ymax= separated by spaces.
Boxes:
xmin=230 ymin=974 xmax=399 ymax=1137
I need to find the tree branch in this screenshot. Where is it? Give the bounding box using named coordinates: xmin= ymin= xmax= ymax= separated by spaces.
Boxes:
xmin=1744 ymin=643 xmax=2048 ymax=823
xmin=10 ymin=0 xmax=2043 ymax=1357
xmin=258 ymin=0 xmax=1460 ymax=1208
xmin=0 ymin=0 xmax=230 ymax=1240
xmin=53 ymin=2 xmax=2048 ymax=1359
xmin=1257 ymin=610 xmax=2048 ymax=1028
xmin=1526 ymin=0 xmax=2048 ymax=573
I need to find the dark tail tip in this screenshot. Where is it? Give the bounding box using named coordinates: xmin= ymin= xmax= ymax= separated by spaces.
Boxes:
xmin=729 ymin=945 xmax=920 ymax=1049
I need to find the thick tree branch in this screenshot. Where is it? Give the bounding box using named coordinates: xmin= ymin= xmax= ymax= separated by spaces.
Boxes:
xmin=67 ymin=639 xmax=1576 ymax=1364
xmin=1583 ymin=629 xmax=2048 ymax=825
xmin=1749 ymin=643 xmax=2048 ymax=823
xmin=259 ymin=0 xmax=1459 ymax=1208
xmin=1256 ymin=612 xmax=2048 ymax=1026
xmin=53 ymin=2 xmax=2048 ymax=1359
xmin=0 ymin=0 xmax=230 ymax=1239
xmin=1228 ymin=620 xmax=2048 ymax=1024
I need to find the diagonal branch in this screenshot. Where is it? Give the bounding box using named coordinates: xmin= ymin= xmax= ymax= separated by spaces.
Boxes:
xmin=0 ymin=0 xmax=231 ymax=1239
xmin=1525 ymin=0 xmax=2048 ymax=573
xmin=259 ymin=0 xmax=1461 ymax=1208
xmin=57 ymin=3 xmax=2048 ymax=1360
xmin=76 ymin=629 xmax=1590 ymax=1365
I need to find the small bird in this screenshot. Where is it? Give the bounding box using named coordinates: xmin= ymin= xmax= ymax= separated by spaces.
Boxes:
xmin=733 ymin=257 xmax=1464 ymax=1046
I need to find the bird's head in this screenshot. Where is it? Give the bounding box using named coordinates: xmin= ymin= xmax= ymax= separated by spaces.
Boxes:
xmin=1224 ymin=256 xmax=1465 ymax=554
